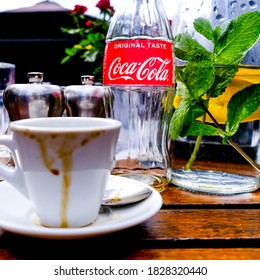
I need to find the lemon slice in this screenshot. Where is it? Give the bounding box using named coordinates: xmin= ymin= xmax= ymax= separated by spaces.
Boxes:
xmin=235 ymin=66 xmax=260 ymax=83
xmin=204 ymin=77 xmax=253 ymax=123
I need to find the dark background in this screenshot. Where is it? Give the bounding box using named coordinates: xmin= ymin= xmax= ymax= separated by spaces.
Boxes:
xmin=0 ymin=11 xmax=95 ymax=86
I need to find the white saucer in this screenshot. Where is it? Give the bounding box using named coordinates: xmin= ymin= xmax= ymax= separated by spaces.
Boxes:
xmin=0 ymin=175 xmax=162 ymax=239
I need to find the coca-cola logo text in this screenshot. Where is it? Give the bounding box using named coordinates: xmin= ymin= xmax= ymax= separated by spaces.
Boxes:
xmin=103 ymin=39 xmax=174 ymax=86
xmin=108 ymin=57 xmax=171 ymax=82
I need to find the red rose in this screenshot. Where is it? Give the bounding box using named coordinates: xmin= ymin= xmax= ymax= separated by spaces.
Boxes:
xmin=96 ymin=0 xmax=111 ymax=11
xmin=72 ymin=5 xmax=88 ymax=15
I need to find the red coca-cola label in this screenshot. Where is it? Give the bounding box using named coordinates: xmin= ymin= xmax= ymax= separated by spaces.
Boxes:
xmin=103 ymin=39 xmax=174 ymax=86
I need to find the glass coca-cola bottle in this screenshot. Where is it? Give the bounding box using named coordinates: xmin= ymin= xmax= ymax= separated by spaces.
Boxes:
xmin=103 ymin=0 xmax=175 ymax=192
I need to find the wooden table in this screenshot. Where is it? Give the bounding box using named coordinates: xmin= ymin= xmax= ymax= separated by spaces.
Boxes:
xmin=0 ymin=162 xmax=259 ymax=261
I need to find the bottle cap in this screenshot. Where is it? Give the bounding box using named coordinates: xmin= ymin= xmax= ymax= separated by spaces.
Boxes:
xmin=27 ymin=72 xmax=44 ymax=84
xmin=81 ymin=75 xmax=95 ymax=85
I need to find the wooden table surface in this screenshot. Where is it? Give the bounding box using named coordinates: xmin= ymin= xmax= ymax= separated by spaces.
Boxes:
xmin=0 ymin=161 xmax=259 ymax=260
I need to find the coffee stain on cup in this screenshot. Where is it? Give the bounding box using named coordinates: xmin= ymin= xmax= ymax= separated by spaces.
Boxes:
xmin=21 ymin=129 xmax=104 ymax=227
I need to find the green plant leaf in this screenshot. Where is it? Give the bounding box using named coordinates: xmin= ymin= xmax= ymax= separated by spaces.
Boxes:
xmin=214 ymin=11 xmax=260 ymax=65
xmin=80 ymin=38 xmax=91 ymax=46
xmin=192 ymin=100 xmax=209 ymax=120
xmin=176 ymin=61 xmax=215 ymax=98
xmin=213 ymin=25 xmax=221 ymax=42
xmin=169 ymin=97 xmax=209 ymax=140
xmin=174 ymin=33 xmax=212 ymax=62
xmin=169 ymin=99 xmax=193 ymax=141
xmin=60 ymin=56 xmax=71 ymax=64
xmin=64 ymin=47 xmax=79 ymax=56
xmin=194 ymin=17 xmax=214 ymax=42
xmin=175 ymin=81 xmax=189 ymax=100
xmin=181 ymin=121 xmax=220 ymax=137
xmin=207 ymin=66 xmax=238 ymax=98
xmin=225 ymin=84 xmax=260 ymax=136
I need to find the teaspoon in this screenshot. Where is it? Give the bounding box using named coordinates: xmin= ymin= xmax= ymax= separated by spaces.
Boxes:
xmin=102 ymin=183 xmax=152 ymax=206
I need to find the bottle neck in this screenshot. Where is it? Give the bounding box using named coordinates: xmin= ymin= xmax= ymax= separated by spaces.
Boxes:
xmin=106 ymin=0 xmax=172 ymax=41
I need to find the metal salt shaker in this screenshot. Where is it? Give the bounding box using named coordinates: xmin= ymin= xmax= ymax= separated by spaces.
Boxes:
xmin=3 ymin=72 xmax=65 ymax=129
xmin=64 ymin=75 xmax=112 ymax=118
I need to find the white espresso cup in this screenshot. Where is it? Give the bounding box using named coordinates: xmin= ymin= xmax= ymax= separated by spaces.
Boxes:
xmin=0 ymin=117 xmax=121 ymax=228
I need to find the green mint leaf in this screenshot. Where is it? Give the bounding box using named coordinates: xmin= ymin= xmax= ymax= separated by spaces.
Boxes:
xmin=213 ymin=25 xmax=221 ymax=43
xmin=174 ymin=33 xmax=212 ymax=62
xmin=225 ymin=84 xmax=260 ymax=136
xmin=174 ymin=82 xmax=209 ymax=119
xmin=176 ymin=61 xmax=215 ymax=98
xmin=175 ymin=81 xmax=189 ymax=99
xmin=214 ymin=20 xmax=230 ymax=42
xmin=170 ymin=98 xmax=209 ymax=139
xmin=181 ymin=121 xmax=220 ymax=137
xmin=175 ymin=82 xmax=209 ymax=121
xmin=194 ymin=17 xmax=215 ymax=42
xmin=169 ymin=99 xmax=193 ymax=141
xmin=208 ymin=66 xmax=238 ymax=98
xmin=214 ymin=11 xmax=260 ymax=65
xmin=192 ymin=100 xmax=209 ymax=120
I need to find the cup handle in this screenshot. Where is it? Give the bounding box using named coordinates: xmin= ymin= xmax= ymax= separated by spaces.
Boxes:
xmin=0 ymin=135 xmax=29 ymax=199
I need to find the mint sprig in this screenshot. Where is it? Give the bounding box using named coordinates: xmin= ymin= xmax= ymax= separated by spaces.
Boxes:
xmin=170 ymin=11 xmax=260 ymax=170
xmin=214 ymin=12 xmax=260 ymax=65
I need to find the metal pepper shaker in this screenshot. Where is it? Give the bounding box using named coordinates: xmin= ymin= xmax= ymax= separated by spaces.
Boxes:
xmin=3 ymin=72 xmax=65 ymax=125
xmin=64 ymin=75 xmax=112 ymax=118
